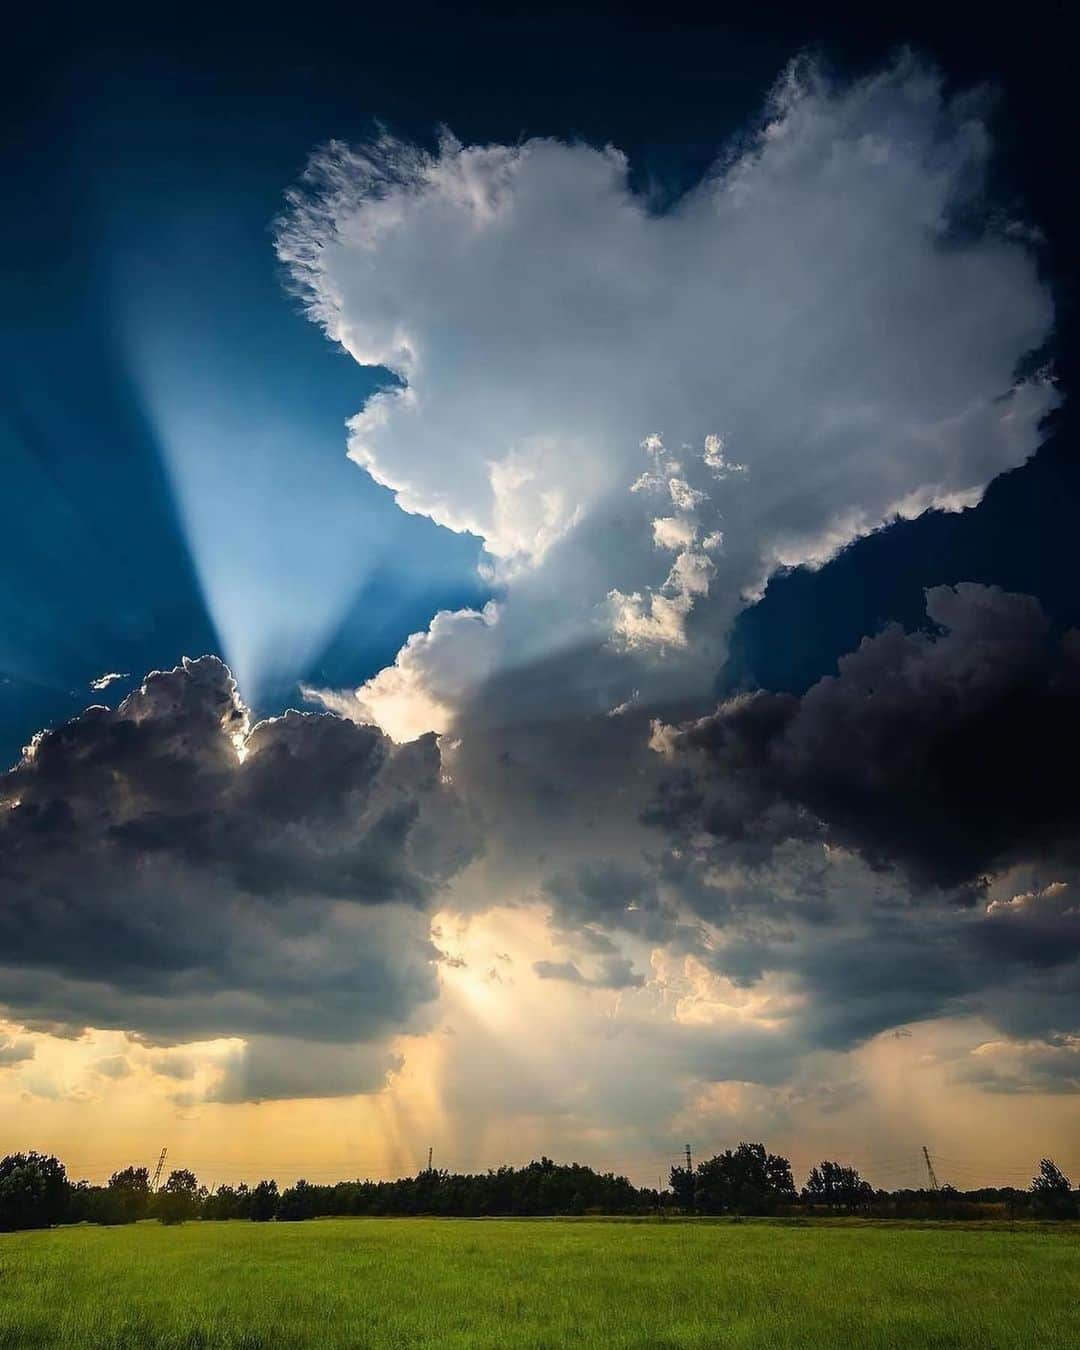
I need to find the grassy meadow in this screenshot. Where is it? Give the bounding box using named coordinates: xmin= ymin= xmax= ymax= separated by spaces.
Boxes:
xmin=1 ymin=1216 xmax=1078 ymax=1349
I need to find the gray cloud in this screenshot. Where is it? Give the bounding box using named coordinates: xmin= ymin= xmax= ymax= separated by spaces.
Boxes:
xmin=149 ymin=1052 xmax=198 ymax=1081
xmin=954 ymin=1036 xmax=1080 ymax=1096
xmin=532 ymin=955 xmax=644 ymax=990
xmin=635 ymin=583 xmax=1080 ymax=1070
xmin=651 ymin=585 xmax=1080 ymax=891
xmin=206 ymin=1037 xmax=403 ymax=1103
xmin=542 ymin=861 xmax=683 ymax=946
xmin=93 ymin=1055 xmax=132 ymax=1080
xmin=0 ymin=1036 xmax=34 ymax=1068
xmin=0 ymin=657 xmax=477 ymax=1083
xmin=448 ymin=585 xmax=1080 ymax=1094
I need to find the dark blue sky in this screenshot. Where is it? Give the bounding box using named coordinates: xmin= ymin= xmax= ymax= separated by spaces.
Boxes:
xmin=3 ymin=2 xmax=1075 ymax=764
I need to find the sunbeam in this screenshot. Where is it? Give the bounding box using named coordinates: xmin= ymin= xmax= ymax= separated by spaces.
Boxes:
xmin=127 ymin=345 xmax=386 ymax=705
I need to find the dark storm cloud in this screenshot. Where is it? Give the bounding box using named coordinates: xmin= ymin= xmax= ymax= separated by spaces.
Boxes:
xmin=532 ymin=955 xmax=644 ymax=990
xmin=0 ymin=657 xmax=477 ymax=1062
xmin=650 ymin=844 xmax=1079 ymax=1065
xmin=628 ymin=587 xmax=1080 ymax=1080
xmin=542 ymin=861 xmax=685 ymax=946
xmin=532 ymin=960 xmax=590 ymax=984
xmin=651 ymin=584 xmax=1080 ymax=891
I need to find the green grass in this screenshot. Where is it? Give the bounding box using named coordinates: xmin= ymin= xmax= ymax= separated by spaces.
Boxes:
xmin=1 ymin=1217 xmax=1078 ymax=1348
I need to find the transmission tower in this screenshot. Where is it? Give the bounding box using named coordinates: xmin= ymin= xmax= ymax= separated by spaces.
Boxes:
xmin=684 ymin=1143 xmax=695 ymax=1212
xmin=150 ymin=1147 xmax=168 ymax=1192
xmin=922 ymin=1146 xmax=940 ymax=1192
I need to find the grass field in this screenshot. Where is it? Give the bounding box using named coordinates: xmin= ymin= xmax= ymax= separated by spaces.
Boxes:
xmin=2 ymin=1217 xmax=1078 ymax=1348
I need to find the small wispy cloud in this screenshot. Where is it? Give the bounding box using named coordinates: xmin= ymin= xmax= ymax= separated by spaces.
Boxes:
xmin=89 ymin=672 xmax=128 ymax=691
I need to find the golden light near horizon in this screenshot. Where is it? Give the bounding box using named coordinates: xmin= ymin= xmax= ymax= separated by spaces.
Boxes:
xmin=5 ymin=933 xmax=1078 ymax=1193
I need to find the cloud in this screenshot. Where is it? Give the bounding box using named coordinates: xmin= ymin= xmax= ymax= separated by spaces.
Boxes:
xmin=0 ymin=1035 xmax=34 ymax=1068
xmin=206 ymin=1037 xmax=403 ymax=1103
xmin=8 ymin=51 xmax=1076 ymax=1124
xmin=956 ymin=1036 xmax=1080 ymax=1095
xmin=149 ymin=1052 xmax=198 ymax=1081
xmin=283 ymin=52 xmax=1055 ymax=740
xmin=542 ymin=860 xmax=689 ymax=948
xmin=649 ymin=584 xmax=1080 ymax=890
xmin=430 ymin=907 xmax=814 ymax=1150
xmin=532 ymin=955 xmax=644 ymax=989
xmin=531 ymin=959 xmax=587 ymax=984
xmin=316 ymin=581 xmax=1080 ymax=1109
xmin=304 ymin=603 xmax=499 ymax=741
xmin=0 ymin=657 xmax=476 ymax=1093
xmin=608 ymin=434 xmax=720 ymax=651
xmin=92 ymin=1054 xmax=132 ymax=1079
xmin=89 ymin=672 xmax=128 ymax=692
xmin=634 ymin=588 xmax=1080 ymax=1079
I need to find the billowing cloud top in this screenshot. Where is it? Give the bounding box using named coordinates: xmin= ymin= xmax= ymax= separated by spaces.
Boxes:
xmin=280 ymin=57 xmax=1053 ymax=580
xmin=282 ymin=55 xmax=1055 ymax=739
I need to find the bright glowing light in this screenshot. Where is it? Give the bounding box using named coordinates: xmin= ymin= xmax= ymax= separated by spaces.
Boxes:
xmin=119 ymin=317 xmax=396 ymax=708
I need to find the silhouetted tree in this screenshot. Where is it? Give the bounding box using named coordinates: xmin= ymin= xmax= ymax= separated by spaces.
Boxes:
xmin=249 ymin=1179 xmax=279 ymax=1222
xmin=694 ymin=1143 xmax=796 ymax=1215
xmin=156 ymin=1168 xmax=201 ymax=1225
xmin=1030 ymin=1158 xmax=1077 ymax=1218
xmin=802 ymin=1161 xmax=873 ymax=1213
xmin=0 ymin=1152 xmax=70 ymax=1231
xmin=668 ymin=1164 xmax=695 ymax=1212
xmin=105 ymin=1166 xmax=151 ymax=1223
xmin=203 ymin=1182 xmax=253 ymax=1221
xmin=276 ymin=1178 xmax=317 ymax=1222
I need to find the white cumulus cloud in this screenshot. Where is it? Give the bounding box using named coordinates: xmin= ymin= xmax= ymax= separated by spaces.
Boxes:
xmin=284 ymin=52 xmax=1055 ymax=739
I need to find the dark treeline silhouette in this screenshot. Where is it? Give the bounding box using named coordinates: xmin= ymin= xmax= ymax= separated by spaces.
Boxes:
xmin=671 ymin=1142 xmax=796 ymax=1215
xmin=1 ymin=1147 xmax=1076 ymax=1232
xmin=273 ymin=1159 xmax=642 ymax=1221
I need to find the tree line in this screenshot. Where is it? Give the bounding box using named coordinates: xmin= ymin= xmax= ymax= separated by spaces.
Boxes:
xmin=1 ymin=1146 xmax=1075 ymax=1232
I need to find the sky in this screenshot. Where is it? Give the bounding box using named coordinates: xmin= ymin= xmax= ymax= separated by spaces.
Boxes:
xmin=2 ymin=2 xmax=1078 ymax=1192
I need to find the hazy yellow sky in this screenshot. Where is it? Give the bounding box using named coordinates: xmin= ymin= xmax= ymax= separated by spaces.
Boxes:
xmin=5 ymin=904 xmax=1077 ymax=1193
